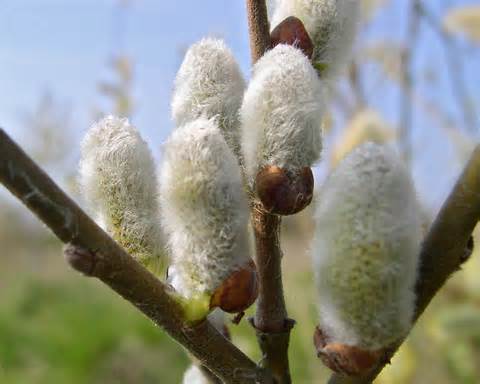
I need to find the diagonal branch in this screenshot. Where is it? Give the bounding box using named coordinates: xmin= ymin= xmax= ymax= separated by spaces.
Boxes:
xmin=327 ymin=145 xmax=480 ymax=383
xmin=0 ymin=128 xmax=271 ymax=384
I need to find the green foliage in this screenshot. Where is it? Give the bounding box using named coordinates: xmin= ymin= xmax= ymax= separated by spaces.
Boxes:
xmin=0 ymin=272 xmax=189 ymax=384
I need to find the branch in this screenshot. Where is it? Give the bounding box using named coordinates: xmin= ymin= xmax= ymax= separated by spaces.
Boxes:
xmin=245 ymin=1 xmax=293 ymax=382
xmin=399 ymin=0 xmax=421 ymax=166
xmin=327 ymin=145 xmax=480 ymax=383
xmin=420 ymin=1 xmax=477 ymax=133
xmin=251 ymin=205 xmax=293 ymax=384
xmin=246 ymin=0 xmax=271 ymax=63
xmin=0 ymin=128 xmax=271 ymax=384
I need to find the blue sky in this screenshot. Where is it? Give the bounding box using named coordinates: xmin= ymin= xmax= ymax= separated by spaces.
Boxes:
xmin=1 ymin=0 xmax=479 ymax=211
xmin=0 ymin=1 xmax=251 ymax=149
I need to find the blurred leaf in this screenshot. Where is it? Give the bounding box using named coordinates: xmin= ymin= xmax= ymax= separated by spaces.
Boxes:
xmin=442 ymin=124 xmax=476 ymax=166
xmin=21 ymin=92 xmax=72 ymax=166
xmin=331 ymin=109 xmax=396 ymax=166
xmin=444 ymin=5 xmax=480 ymax=44
xmin=366 ymin=40 xmax=404 ymax=82
xmin=96 ymin=55 xmax=134 ymax=118
xmin=362 ymin=0 xmax=390 ymax=24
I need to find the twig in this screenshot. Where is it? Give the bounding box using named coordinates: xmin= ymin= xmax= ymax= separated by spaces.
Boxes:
xmin=251 ymin=205 xmax=293 ymax=384
xmin=0 ymin=128 xmax=271 ymax=384
xmin=245 ymin=1 xmax=294 ymax=382
xmin=327 ymin=145 xmax=480 ymax=383
xmin=246 ymin=0 xmax=271 ymax=64
xmin=419 ymin=1 xmax=477 ymax=134
xmin=348 ymin=61 xmax=366 ymax=111
xmin=399 ymin=0 xmax=421 ymax=166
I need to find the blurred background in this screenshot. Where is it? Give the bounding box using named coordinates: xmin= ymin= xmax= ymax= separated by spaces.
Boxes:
xmin=1 ymin=0 xmax=480 ymax=383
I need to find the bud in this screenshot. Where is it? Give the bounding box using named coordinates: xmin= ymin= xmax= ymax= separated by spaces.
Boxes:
xmin=312 ymin=142 xmax=421 ymax=375
xmin=240 ymin=44 xmax=323 ymax=214
xmin=270 ymin=16 xmax=314 ymax=59
xmin=79 ymin=116 xmax=164 ymax=274
xmin=171 ymin=38 xmax=246 ymax=157
xmin=160 ymin=118 xmax=257 ymax=321
xmin=256 ymin=165 xmax=314 ymax=215
xmin=269 ymin=0 xmax=359 ymax=78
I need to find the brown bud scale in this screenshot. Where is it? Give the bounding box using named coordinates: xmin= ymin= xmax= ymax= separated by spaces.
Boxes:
xmin=313 ymin=326 xmax=383 ymax=376
xmin=255 ymin=165 xmax=314 ymax=215
xmin=210 ymin=260 xmax=258 ymax=313
xmin=270 ymin=16 xmax=314 ymax=60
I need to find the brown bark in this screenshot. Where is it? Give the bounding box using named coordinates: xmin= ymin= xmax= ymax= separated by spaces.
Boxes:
xmin=246 ymin=0 xmax=271 ymax=64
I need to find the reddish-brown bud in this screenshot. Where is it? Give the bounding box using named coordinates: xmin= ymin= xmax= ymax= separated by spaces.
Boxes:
xmin=255 ymin=165 xmax=314 ymax=215
xmin=270 ymin=16 xmax=314 ymax=60
xmin=313 ymin=326 xmax=383 ymax=376
xmin=210 ymin=260 xmax=258 ymax=313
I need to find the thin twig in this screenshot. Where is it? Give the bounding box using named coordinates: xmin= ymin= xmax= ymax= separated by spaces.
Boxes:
xmin=246 ymin=0 xmax=271 ymax=64
xmin=399 ymin=0 xmax=421 ymax=166
xmin=245 ymin=1 xmax=294 ymax=382
xmin=0 ymin=128 xmax=271 ymax=384
xmin=327 ymin=145 xmax=480 ymax=383
xmin=348 ymin=61 xmax=366 ymax=111
xmin=419 ymin=1 xmax=477 ymax=134
xmin=251 ymin=206 xmax=293 ymax=384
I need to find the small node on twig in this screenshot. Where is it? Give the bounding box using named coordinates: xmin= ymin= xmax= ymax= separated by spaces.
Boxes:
xmin=255 ymin=166 xmax=314 ymax=215
xmin=248 ymin=316 xmax=296 ymax=335
xmin=210 ymin=260 xmax=259 ymax=314
xmin=270 ymin=16 xmax=313 ymax=60
xmin=63 ymin=244 xmax=97 ymax=276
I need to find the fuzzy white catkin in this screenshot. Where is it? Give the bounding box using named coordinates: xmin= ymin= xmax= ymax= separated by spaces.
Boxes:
xmin=171 ymin=38 xmax=246 ymax=156
xmin=312 ymin=142 xmax=421 ymax=350
xmin=269 ymin=0 xmax=359 ymax=78
xmin=182 ymin=365 xmax=209 ymax=384
xmin=240 ymin=44 xmax=324 ymax=180
xmin=79 ymin=116 xmax=163 ymax=271
xmin=160 ymin=117 xmax=250 ymax=300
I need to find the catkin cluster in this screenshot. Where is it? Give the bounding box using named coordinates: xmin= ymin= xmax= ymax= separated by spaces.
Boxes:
xmin=79 ymin=116 xmax=164 ymax=274
xmin=78 ymin=8 xmax=424 ymax=380
xmin=160 ymin=118 xmax=253 ymax=317
xmin=240 ymin=44 xmax=324 ymax=180
xmin=312 ymin=143 xmax=421 ymax=374
xmin=171 ymin=38 xmax=245 ymax=158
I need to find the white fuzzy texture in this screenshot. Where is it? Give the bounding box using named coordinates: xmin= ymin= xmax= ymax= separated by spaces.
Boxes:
xmin=182 ymin=365 xmax=209 ymax=384
xmin=240 ymin=44 xmax=324 ymax=180
xmin=172 ymin=38 xmax=246 ymax=155
xmin=79 ymin=116 xmax=163 ymax=268
xmin=312 ymin=142 xmax=421 ymax=350
xmin=160 ymin=118 xmax=250 ymax=299
xmin=270 ymin=0 xmax=359 ymax=78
